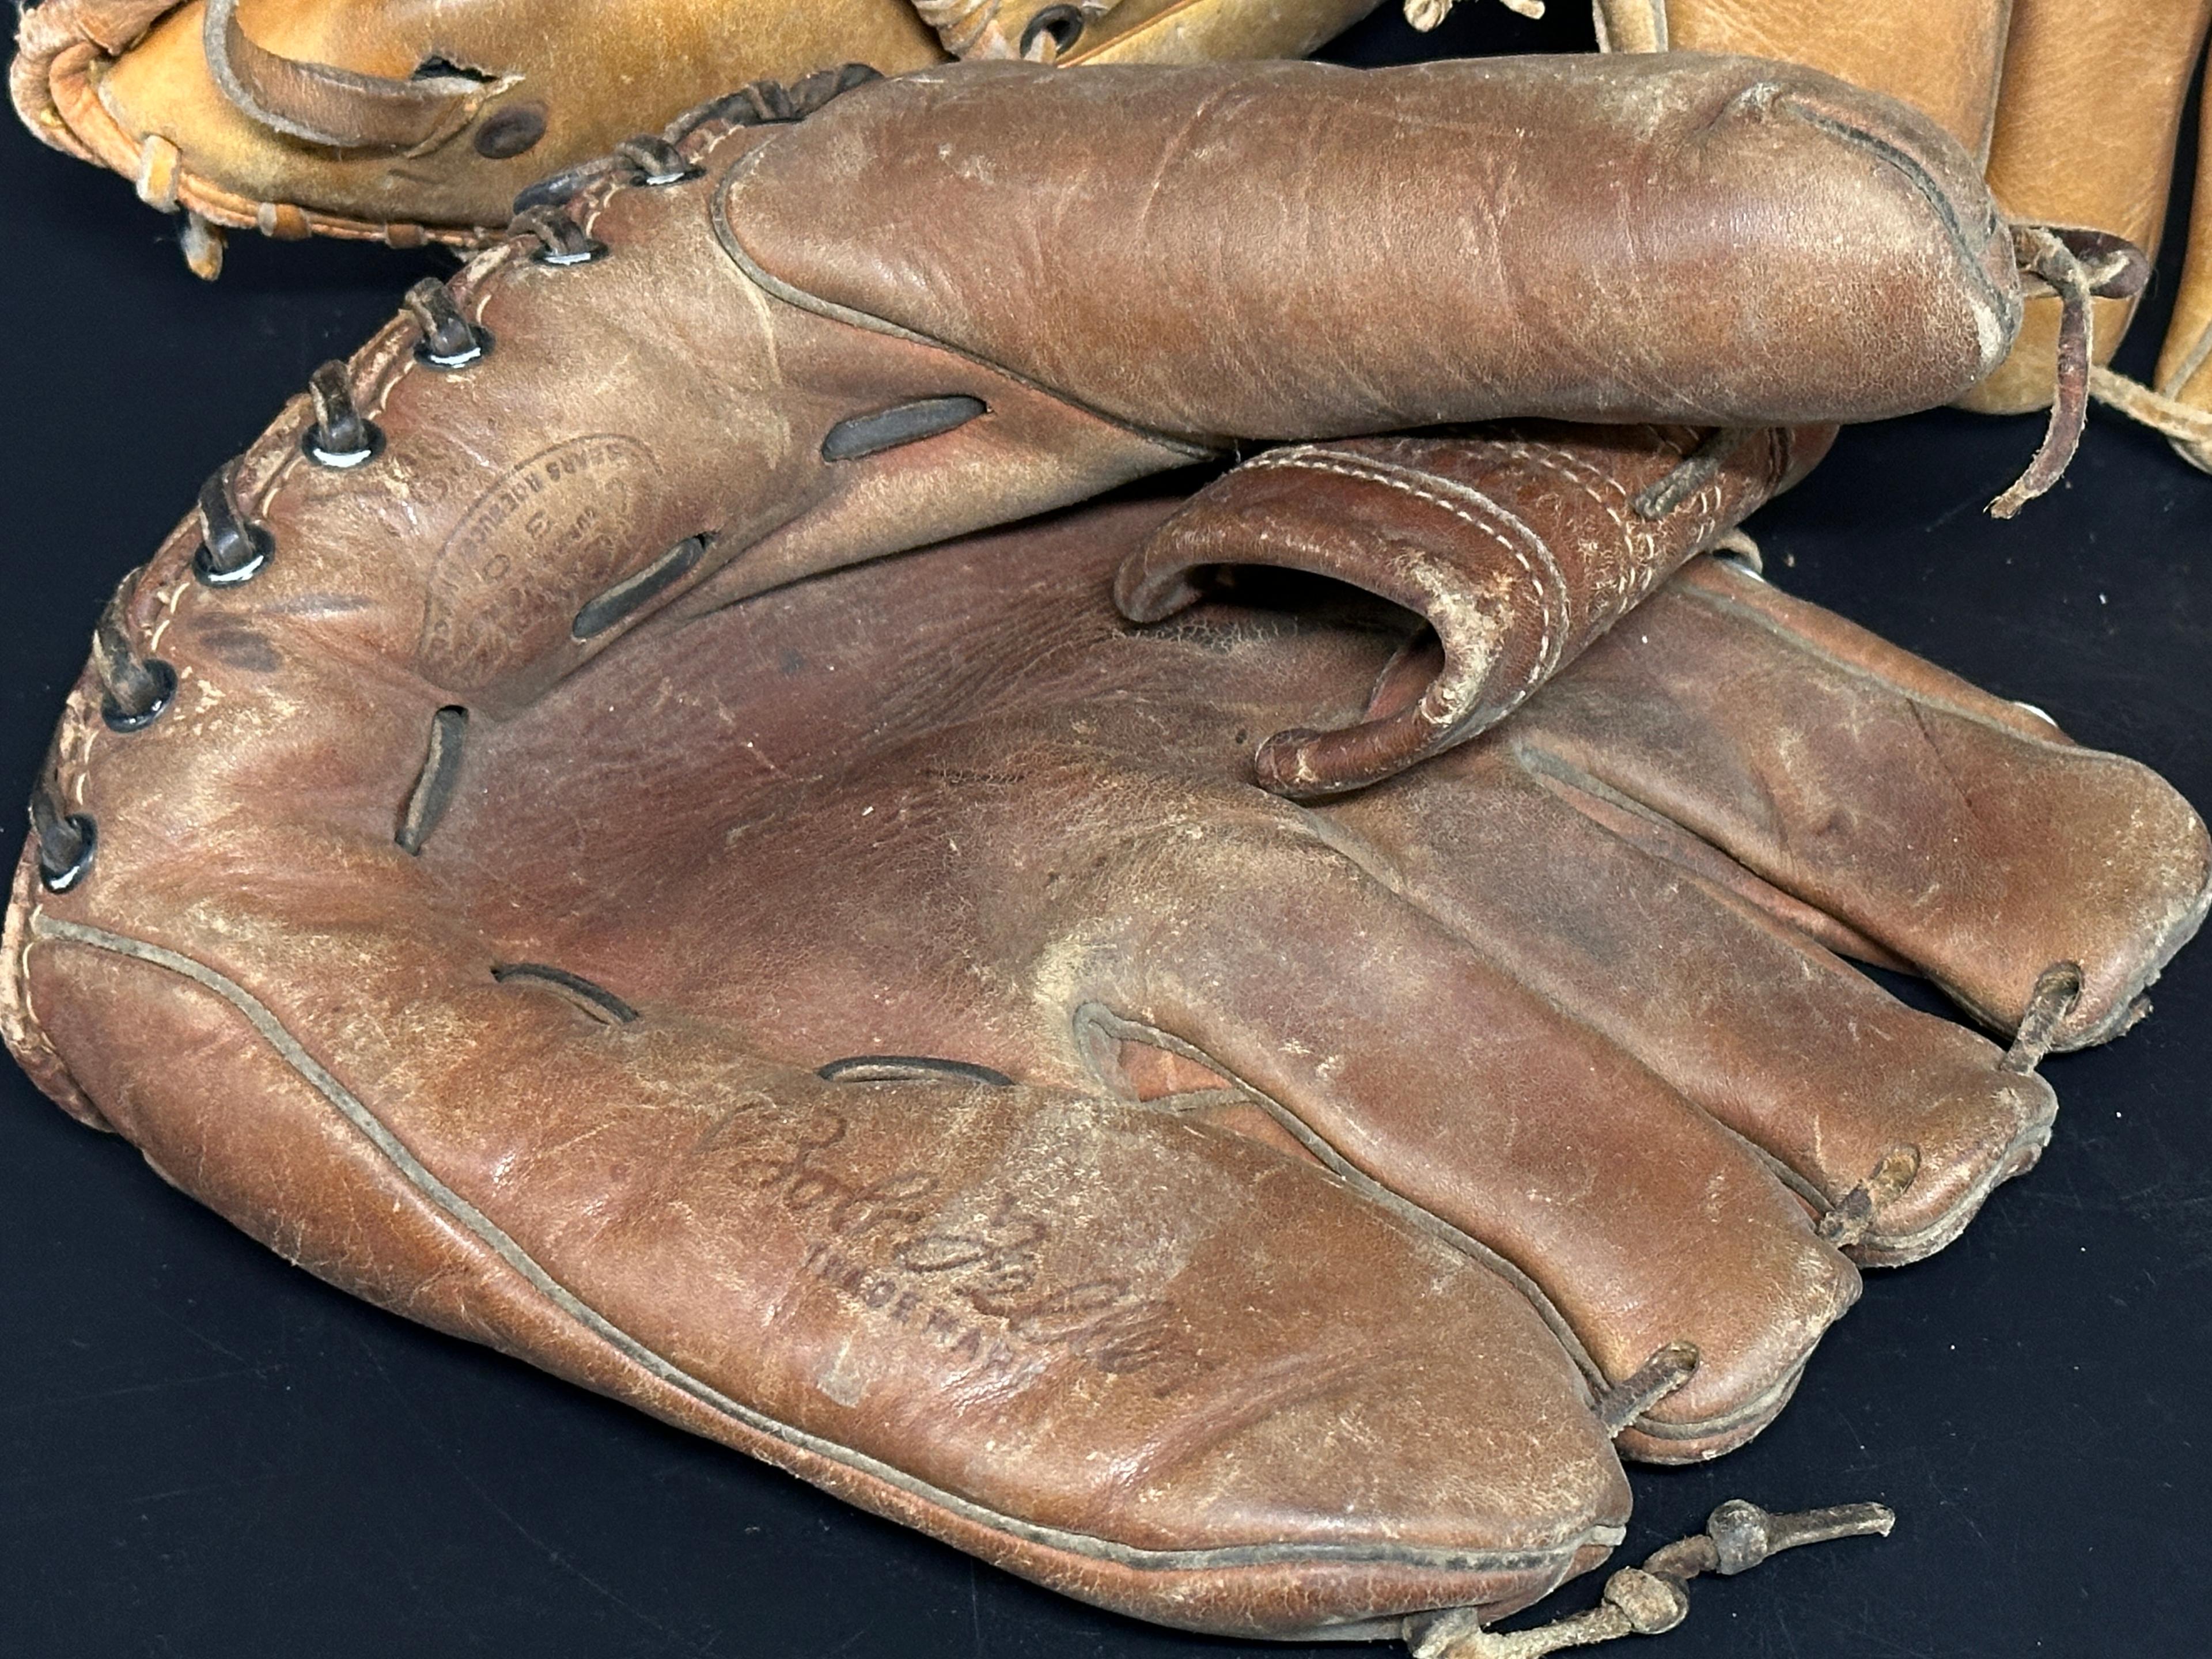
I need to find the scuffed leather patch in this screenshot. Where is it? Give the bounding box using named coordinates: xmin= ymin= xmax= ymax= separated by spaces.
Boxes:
xmin=419 ymin=434 xmax=660 ymax=691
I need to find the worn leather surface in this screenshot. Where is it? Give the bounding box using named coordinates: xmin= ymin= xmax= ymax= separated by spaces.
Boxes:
xmin=1593 ymin=0 xmax=2013 ymax=160
xmin=716 ymin=57 xmax=2020 ymax=440
xmin=0 ymin=52 xmax=2184 ymax=1646
xmin=4 ymin=449 xmax=2206 ymax=1629
xmin=6 ymin=51 xmax=2017 ymax=730
xmin=1968 ymin=0 xmax=2212 ymax=414
xmin=2158 ymin=46 xmax=2212 ymax=463
xmin=10 ymin=0 xmax=1381 ymax=257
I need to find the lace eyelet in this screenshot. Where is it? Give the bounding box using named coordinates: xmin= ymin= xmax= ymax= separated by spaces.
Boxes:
xmin=34 ymin=809 xmax=96 ymax=893
xmin=101 ymin=658 xmax=177 ymax=732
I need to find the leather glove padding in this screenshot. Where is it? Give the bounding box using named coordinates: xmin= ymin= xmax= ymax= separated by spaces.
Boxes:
xmin=5 ymin=427 xmax=2205 ymax=1637
xmin=10 ymin=0 xmax=1382 ymax=273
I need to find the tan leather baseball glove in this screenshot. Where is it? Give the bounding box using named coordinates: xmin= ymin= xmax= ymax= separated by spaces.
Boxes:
xmin=1585 ymin=0 xmax=2212 ymax=476
xmin=10 ymin=0 xmax=1393 ymax=276
xmin=7 ymin=52 xmax=2205 ymax=1655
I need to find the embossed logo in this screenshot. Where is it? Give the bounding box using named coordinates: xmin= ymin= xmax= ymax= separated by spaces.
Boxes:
xmin=419 ymin=435 xmax=660 ymax=691
xmin=728 ymin=1106 xmax=1215 ymax=1397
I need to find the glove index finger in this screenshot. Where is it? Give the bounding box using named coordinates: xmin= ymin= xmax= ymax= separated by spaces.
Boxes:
xmin=1535 ymin=555 xmax=2212 ymax=1052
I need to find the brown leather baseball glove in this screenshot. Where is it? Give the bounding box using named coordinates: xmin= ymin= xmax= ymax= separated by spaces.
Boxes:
xmin=7 ymin=426 xmax=2206 ymax=1646
xmin=1585 ymin=0 xmax=2212 ymax=477
xmin=10 ymin=0 xmax=1391 ymax=276
xmin=7 ymin=52 xmax=2204 ymax=1655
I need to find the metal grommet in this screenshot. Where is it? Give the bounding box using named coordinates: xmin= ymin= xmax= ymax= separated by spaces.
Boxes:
xmin=302 ymin=424 xmax=385 ymax=468
xmin=36 ymin=813 xmax=97 ymax=893
xmin=404 ymin=278 xmax=493 ymax=370
xmin=532 ymin=240 xmax=606 ymax=268
xmin=512 ymin=206 xmax=607 ymax=266
xmin=101 ymin=658 xmax=177 ymax=732
xmin=194 ymin=465 xmax=273 ymax=586
xmin=1018 ymin=5 xmax=1086 ymax=59
xmin=414 ymin=325 xmax=493 ymax=372
xmin=302 ymin=360 xmax=384 ymax=468
xmin=194 ymin=532 xmax=271 ymax=586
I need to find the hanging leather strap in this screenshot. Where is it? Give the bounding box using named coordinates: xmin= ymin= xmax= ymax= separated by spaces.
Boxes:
xmin=202 ymin=0 xmax=496 ymax=151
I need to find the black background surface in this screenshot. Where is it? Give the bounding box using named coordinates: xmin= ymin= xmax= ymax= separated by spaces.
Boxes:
xmin=1 ymin=7 xmax=2207 ymax=1656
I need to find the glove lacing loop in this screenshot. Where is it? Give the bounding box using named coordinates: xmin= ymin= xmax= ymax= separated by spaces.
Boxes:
xmin=1590 ymin=1339 xmax=1699 ymax=1434
xmin=1815 ymin=1144 xmax=1922 ymax=1249
xmin=29 ymin=781 xmax=95 ymax=895
xmin=302 ymin=361 xmax=382 ymax=468
xmin=612 ymin=136 xmax=698 ymax=187
xmin=194 ymin=462 xmax=273 ymax=586
xmin=1999 ymin=961 xmax=2085 ymax=1074
xmin=32 ymin=558 xmax=203 ymax=889
xmin=510 ymin=205 xmax=607 ymax=267
xmin=1406 ymin=1499 xmax=1893 ymax=1659
xmin=665 ymin=63 xmax=884 ymax=144
xmin=90 ymin=575 xmax=176 ymax=735
xmin=405 ymin=277 xmax=491 ymax=370
xmin=512 ymin=67 xmax=880 ymax=222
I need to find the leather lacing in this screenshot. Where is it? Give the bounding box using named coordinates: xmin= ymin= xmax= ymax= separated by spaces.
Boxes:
xmin=510 ymin=204 xmax=605 ymax=267
xmin=1407 ymin=1499 xmax=1895 ymax=1659
xmin=1631 ymin=427 xmax=1751 ymax=520
xmin=1999 ymin=961 xmax=2085 ymax=1073
xmin=611 ymin=135 xmax=697 ymax=187
xmin=303 ymin=361 xmax=382 ymax=467
xmin=194 ymin=461 xmax=272 ymax=585
xmin=820 ymin=1055 xmax=1017 ymax=1087
xmin=1992 ymin=225 xmax=2150 ymax=518
xmin=90 ymin=577 xmax=176 ymax=734
xmin=406 ymin=276 xmax=491 ymax=369
xmin=510 ymin=64 xmax=882 ymax=221
xmin=1590 ymin=1339 xmax=1700 ymax=1433
xmin=29 ymin=68 xmax=894 ymax=899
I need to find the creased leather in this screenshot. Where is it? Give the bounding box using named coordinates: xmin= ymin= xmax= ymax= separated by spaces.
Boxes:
xmin=719 ymin=58 xmax=2021 ymax=436
xmin=3 ymin=56 xmax=2193 ymax=1645
xmin=10 ymin=55 xmax=2018 ymax=732
xmin=6 ymin=466 xmax=2206 ymax=1631
xmin=1115 ymin=423 xmax=1832 ymax=795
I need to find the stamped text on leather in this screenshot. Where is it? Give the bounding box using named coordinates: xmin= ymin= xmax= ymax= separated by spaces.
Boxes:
xmin=419 ymin=434 xmax=661 ymax=689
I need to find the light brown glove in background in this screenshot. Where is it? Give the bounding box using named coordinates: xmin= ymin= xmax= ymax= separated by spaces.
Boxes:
xmin=9 ymin=0 xmax=1385 ymax=275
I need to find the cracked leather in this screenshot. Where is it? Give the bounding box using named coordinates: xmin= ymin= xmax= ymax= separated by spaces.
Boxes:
xmin=5 ymin=474 xmax=2206 ymax=1634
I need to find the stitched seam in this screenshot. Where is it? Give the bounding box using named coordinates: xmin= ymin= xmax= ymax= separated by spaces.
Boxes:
xmin=16 ymin=903 xmax=43 ymax=1041
xmin=1247 ymin=448 xmax=1556 ymax=695
xmin=1484 ymin=437 xmax=1669 ymax=630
